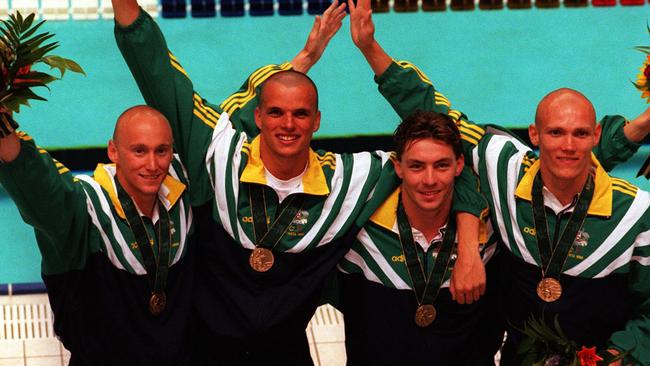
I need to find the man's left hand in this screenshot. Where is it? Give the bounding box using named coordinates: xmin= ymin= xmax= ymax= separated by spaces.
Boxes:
xmin=450 ymin=248 xmax=486 ymax=304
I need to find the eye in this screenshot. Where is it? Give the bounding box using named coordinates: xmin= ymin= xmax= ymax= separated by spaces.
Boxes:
xmin=134 ymin=148 xmax=145 ymax=155
xmin=575 ymin=129 xmax=589 ymax=138
xmin=409 ymin=163 xmax=423 ymax=171
xmin=548 ymin=129 xmax=562 ymax=137
xmin=156 ymin=147 xmax=170 ymax=155
xmin=294 ymin=110 xmax=310 ymax=118
xmin=435 ymin=162 xmax=451 ymax=170
xmin=268 ymin=108 xmax=282 ymax=117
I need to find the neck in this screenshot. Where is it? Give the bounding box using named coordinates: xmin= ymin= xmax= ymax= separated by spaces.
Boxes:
xmin=401 ymin=195 xmax=451 ymax=243
xmin=133 ymin=196 xmax=156 ymax=218
xmin=539 ymin=168 xmax=589 ymax=206
xmin=262 ymin=154 xmax=309 ymax=181
xmin=116 ymin=174 xmax=157 ymax=218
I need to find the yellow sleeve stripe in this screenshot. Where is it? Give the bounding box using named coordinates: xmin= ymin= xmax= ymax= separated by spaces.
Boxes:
xmin=317 ymin=152 xmax=336 ymax=161
xmin=38 ymin=149 xmax=46 ymax=154
xmin=460 ymin=134 xmax=479 ymax=146
xmin=459 ymin=120 xmax=485 ymax=135
xmin=58 ymin=167 xmax=70 ymax=175
xmin=612 ymin=185 xmax=637 ymax=197
xmin=193 ymin=93 xmax=221 ymax=121
xmin=459 ymin=126 xmax=483 ymax=142
xmin=17 ymin=132 xmax=32 ymax=141
xmin=396 ymin=60 xmax=432 ymax=86
xmin=611 ymin=178 xmax=637 ymax=192
xmin=193 ymin=108 xmax=216 ymax=129
xmin=168 ymin=51 xmax=189 ymax=79
xmin=220 ymin=63 xmax=293 ymax=114
xmin=448 ymin=110 xmax=461 ymax=121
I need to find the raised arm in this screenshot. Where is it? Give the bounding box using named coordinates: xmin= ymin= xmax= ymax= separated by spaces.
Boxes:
xmin=113 ymin=2 xmax=222 ymax=205
xmin=348 ymin=0 xmax=391 ymax=76
xmin=222 ymin=2 xmax=346 ymax=138
xmin=0 ymin=125 xmax=91 ymax=275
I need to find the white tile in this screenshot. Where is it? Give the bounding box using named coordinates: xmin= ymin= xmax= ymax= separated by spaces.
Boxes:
xmin=141 ymin=0 xmax=158 ymax=17
xmin=42 ymin=0 xmax=69 ymax=20
xmin=25 ymin=357 xmax=61 ymax=366
xmin=315 ymin=343 xmax=346 ymax=366
xmin=23 ymin=339 xmax=60 ymax=357
xmin=99 ymin=0 xmax=113 ymax=19
xmin=0 ymin=358 xmax=24 ymax=366
xmin=9 ymin=0 xmax=38 ymax=17
xmin=0 ymin=340 xmax=23 ymax=358
xmin=71 ymin=0 xmax=99 ymax=20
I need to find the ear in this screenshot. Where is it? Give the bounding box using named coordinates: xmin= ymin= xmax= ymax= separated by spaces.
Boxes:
xmin=254 ymin=107 xmax=262 ymax=130
xmin=593 ymin=123 xmax=602 ymax=145
xmin=313 ymin=111 xmax=321 ymax=133
xmin=107 ymin=140 xmax=118 ymax=164
xmin=394 ymin=157 xmax=404 ymax=180
xmin=528 ymin=124 xmax=540 ymax=147
xmin=454 ymin=154 xmax=465 ymax=177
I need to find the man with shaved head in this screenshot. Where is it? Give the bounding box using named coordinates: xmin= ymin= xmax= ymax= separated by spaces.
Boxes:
xmin=0 ymin=106 xmax=195 ymax=365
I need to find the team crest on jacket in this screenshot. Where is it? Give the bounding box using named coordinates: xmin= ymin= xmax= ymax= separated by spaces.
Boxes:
xmin=288 ymin=210 xmax=309 ymax=236
xmin=571 ymin=229 xmax=590 ymax=255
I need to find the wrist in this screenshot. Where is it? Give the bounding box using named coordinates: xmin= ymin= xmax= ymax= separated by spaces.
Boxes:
xmin=290 ymin=49 xmax=316 ymax=74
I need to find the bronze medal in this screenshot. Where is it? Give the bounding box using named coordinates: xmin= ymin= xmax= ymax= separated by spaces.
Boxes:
xmin=536 ymin=277 xmax=562 ymax=302
xmin=149 ymin=292 xmax=166 ymax=316
xmin=249 ymin=247 xmax=275 ymax=272
xmin=414 ymin=304 xmax=436 ymax=327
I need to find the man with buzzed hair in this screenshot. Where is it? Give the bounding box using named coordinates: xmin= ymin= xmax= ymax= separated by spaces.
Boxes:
xmin=0 ymin=106 xmax=195 ymax=365
xmin=112 ymin=0 xmax=488 ymax=364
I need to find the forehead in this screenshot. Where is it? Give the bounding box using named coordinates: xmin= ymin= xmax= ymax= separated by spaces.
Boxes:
xmin=117 ymin=117 xmax=172 ymax=146
xmin=261 ymin=81 xmax=317 ymax=108
xmin=402 ymin=138 xmax=456 ymax=161
xmin=538 ymin=101 xmax=596 ymax=130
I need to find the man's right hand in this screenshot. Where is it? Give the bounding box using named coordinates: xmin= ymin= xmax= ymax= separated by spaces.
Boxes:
xmin=348 ymin=0 xmax=375 ymax=51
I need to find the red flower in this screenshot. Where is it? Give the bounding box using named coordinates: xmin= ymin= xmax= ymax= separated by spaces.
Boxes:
xmin=12 ymin=64 xmax=37 ymax=86
xmin=577 ymin=346 xmax=603 ymax=366
xmin=644 ymin=64 xmax=650 ymax=79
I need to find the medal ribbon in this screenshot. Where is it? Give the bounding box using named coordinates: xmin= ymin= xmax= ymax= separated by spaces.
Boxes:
xmin=249 ymin=184 xmax=305 ymax=249
xmin=531 ymin=173 xmax=594 ymax=279
xmin=397 ymin=198 xmax=457 ymax=306
xmin=116 ymin=181 xmax=171 ymax=296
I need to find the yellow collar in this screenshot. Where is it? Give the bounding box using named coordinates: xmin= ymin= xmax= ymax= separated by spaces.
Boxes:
xmin=240 ymin=136 xmax=330 ymax=196
xmin=93 ymin=164 xmax=187 ymax=219
xmin=514 ymin=154 xmax=612 ymax=217
xmin=368 ymin=187 xmax=488 ymax=243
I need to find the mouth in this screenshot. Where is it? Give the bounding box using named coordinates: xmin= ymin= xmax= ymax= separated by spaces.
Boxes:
xmin=556 ymin=156 xmax=579 ymax=164
xmin=419 ymin=189 xmax=442 ymax=198
xmin=277 ymin=134 xmax=299 ymax=142
xmin=139 ymin=173 xmax=162 ymax=182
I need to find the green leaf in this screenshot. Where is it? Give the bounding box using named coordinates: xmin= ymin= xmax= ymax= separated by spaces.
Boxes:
xmin=21 ymin=13 xmax=35 ymax=33
xmin=19 ymin=19 xmax=46 ymax=41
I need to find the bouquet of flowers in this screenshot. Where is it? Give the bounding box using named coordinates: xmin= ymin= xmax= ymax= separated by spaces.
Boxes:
xmin=0 ymin=11 xmax=85 ymax=137
xmin=634 ymin=25 xmax=650 ymax=179
xmin=517 ymin=315 xmax=628 ymax=366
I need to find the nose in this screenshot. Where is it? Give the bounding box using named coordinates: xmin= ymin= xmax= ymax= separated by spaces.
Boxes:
xmin=562 ymin=135 xmax=576 ymax=152
xmin=146 ymin=152 xmax=157 ymax=171
xmin=281 ymin=114 xmax=296 ymax=130
xmin=423 ymin=167 xmax=437 ymax=186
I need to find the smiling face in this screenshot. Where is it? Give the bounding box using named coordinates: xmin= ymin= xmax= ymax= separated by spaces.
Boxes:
xmin=394 ymin=138 xmax=464 ymax=217
xmin=529 ymin=89 xmax=601 ymax=194
xmin=254 ymin=72 xmax=321 ymax=178
xmin=108 ymin=107 xmax=173 ymax=208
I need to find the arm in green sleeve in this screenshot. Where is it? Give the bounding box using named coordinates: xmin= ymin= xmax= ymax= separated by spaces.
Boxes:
xmin=608 ymin=223 xmax=650 ymax=365
xmin=594 ymin=115 xmax=641 ymax=172
xmin=219 ymin=62 xmax=294 ymax=138
xmin=452 ymin=165 xmax=488 ymax=218
xmin=114 ymin=9 xmax=219 ymax=205
xmin=0 ymin=135 xmax=92 ymax=274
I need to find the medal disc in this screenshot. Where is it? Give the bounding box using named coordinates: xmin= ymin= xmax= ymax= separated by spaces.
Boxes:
xmin=414 ymin=304 xmax=436 ymax=327
xmin=536 ymin=277 xmax=562 ymax=302
xmin=249 ymin=247 xmax=275 ymax=272
xmin=149 ymin=292 xmax=166 ymax=316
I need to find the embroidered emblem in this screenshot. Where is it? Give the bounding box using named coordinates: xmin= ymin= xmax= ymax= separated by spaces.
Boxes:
xmin=288 ymin=210 xmax=309 ymax=235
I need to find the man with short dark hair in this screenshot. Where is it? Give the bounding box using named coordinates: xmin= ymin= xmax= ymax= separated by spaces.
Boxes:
xmin=0 ymin=106 xmax=195 ymax=365
xmin=338 ymin=109 xmax=497 ymax=365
